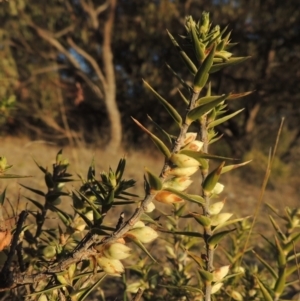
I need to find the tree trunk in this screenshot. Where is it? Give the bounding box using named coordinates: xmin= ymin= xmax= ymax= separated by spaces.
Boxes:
xmin=103 ymin=0 xmax=122 ymax=152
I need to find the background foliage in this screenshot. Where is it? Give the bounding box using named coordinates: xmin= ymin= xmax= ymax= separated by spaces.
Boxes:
xmin=1 ymin=0 xmax=300 ymax=160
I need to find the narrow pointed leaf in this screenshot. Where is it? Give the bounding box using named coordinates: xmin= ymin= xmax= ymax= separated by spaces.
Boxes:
xmin=194 ymin=44 xmax=216 ymax=91
xmin=0 ymin=174 xmax=31 ymax=179
xmin=144 ymin=80 xmax=182 ymax=126
xmin=0 ymin=188 xmax=7 ymax=205
xmin=227 ymin=91 xmax=253 ymax=99
xmin=147 ymin=115 xmax=173 ymax=145
xmin=129 ymin=236 xmax=156 ymax=262
xmin=177 ymin=89 xmax=189 ymax=105
xmin=208 ymin=109 xmax=244 ymax=129
xmin=188 ymin=94 xmax=229 ymax=121
xmin=165 ymin=63 xmax=192 ymax=92
xmin=180 ymin=150 xmax=235 ymax=161
xmin=163 ymin=187 xmax=204 ymax=204
xmin=131 ymin=117 xmax=171 ymax=158
xmin=24 ymin=196 xmax=44 ymax=211
xmin=221 ymin=160 xmax=251 ymax=174
xmin=210 ymin=56 xmax=250 ymax=73
xmin=159 ymin=229 xmax=203 ymax=238
xmin=197 ymin=94 xmax=229 ymax=106
xmin=190 ymin=25 xmax=205 ymax=62
xmin=77 ymin=274 xmax=106 ymax=301
xmin=32 ymin=157 xmax=47 ymax=174
xmin=202 ymin=161 xmax=225 ymax=194
xmin=208 ymin=228 xmax=236 ymax=246
xmin=213 ymin=216 xmax=251 ymax=231
xmin=145 ymin=168 xmax=163 ymax=190
xmin=167 ymin=30 xmax=197 ymax=74
xmin=255 ymin=276 xmax=274 ymax=301
xmin=20 ymin=184 xmax=45 ymax=196
xmin=252 ymin=250 xmax=277 ymax=279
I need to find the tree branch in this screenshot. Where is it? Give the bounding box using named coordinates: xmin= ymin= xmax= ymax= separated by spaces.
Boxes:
xmin=67 ymin=37 xmax=107 ymax=91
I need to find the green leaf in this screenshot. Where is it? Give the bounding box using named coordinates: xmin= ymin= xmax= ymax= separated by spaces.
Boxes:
xmin=48 ymin=203 xmax=72 ymax=226
xmin=76 ymin=274 xmax=107 ymax=301
xmin=24 ymin=196 xmax=44 ymax=210
xmin=227 ymin=91 xmax=253 ymax=99
xmin=73 ymin=208 xmax=93 ymax=228
xmin=32 ymin=157 xmax=47 ymax=174
xmin=163 ymin=187 xmax=204 ymax=205
xmin=197 ymin=94 xmax=229 ymax=106
xmin=145 ymin=168 xmax=163 ymax=190
xmin=147 ymin=115 xmax=173 ymax=145
xmin=177 ymin=89 xmax=189 ymax=105
xmin=252 ymin=250 xmax=277 ymax=279
xmin=159 ymin=229 xmax=203 ymax=238
xmin=20 ymin=184 xmax=45 ymax=196
xmin=158 ymin=284 xmax=203 ymax=294
xmin=190 ymin=24 xmax=205 ymax=63
xmin=0 ymin=174 xmax=31 ymax=179
xmin=180 ymin=150 xmax=235 ymax=162
xmin=208 ymin=109 xmax=244 ymax=129
xmin=221 ymin=160 xmax=251 ymax=174
xmin=0 ymin=188 xmax=7 ymax=205
xmin=131 ymin=117 xmax=171 ymax=158
xmin=202 ymin=161 xmax=225 ymax=194
xmin=165 ymin=63 xmax=192 ymax=92
xmin=129 ymin=236 xmax=156 ymax=262
xmin=115 ymin=157 xmax=126 ymax=183
xmin=210 ymin=56 xmax=250 ymax=73
xmin=255 ymin=276 xmax=274 ymax=301
xmin=194 ymin=44 xmax=216 ymax=91
xmin=187 ymin=94 xmax=229 ymax=121
xmin=208 ymin=228 xmax=236 ymax=246
xmin=77 ymin=191 xmax=102 ymax=221
xmin=144 ymin=80 xmax=182 ymax=126
xmin=166 ymin=30 xmax=197 ymax=74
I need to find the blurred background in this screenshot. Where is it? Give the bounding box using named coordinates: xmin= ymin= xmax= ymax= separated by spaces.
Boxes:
xmin=1 ymin=0 xmax=300 ymax=183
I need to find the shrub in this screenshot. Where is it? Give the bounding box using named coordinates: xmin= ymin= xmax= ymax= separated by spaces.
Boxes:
xmin=0 ymin=12 xmax=298 ymax=301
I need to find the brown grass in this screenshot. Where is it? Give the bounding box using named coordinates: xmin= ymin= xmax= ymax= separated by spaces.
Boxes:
xmin=1 ymin=136 xmax=299 ymax=237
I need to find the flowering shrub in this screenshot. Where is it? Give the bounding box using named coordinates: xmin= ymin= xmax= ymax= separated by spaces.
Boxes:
xmin=0 ymin=12 xmax=298 ymax=301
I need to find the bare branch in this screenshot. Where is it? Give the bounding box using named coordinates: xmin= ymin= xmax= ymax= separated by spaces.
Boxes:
xmin=27 ymin=20 xmax=81 ymax=70
xmin=80 ymin=0 xmax=109 ymax=29
xmin=67 ymin=37 xmax=107 ymax=91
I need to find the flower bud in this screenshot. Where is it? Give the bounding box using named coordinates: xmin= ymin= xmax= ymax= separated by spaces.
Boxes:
xmin=183 ymin=140 xmax=203 ymax=152
xmin=127 ymin=225 xmax=158 ymax=243
xmin=210 ymin=213 xmax=232 ymax=226
xmin=211 ymin=282 xmax=223 ymax=294
xmin=168 ymin=166 xmax=199 ymax=177
xmin=97 ymin=256 xmax=124 ymax=275
xmin=0 ymin=229 xmax=12 ymax=251
xmin=211 ymin=182 xmax=224 ymax=195
xmin=170 ymin=153 xmax=199 ymax=168
xmin=163 ymin=176 xmax=192 ymax=192
xmin=213 ymin=265 xmax=230 ymax=282
xmin=43 ymin=245 xmax=56 ymax=258
xmin=155 ymin=191 xmax=183 ymax=204
xmin=103 ymin=243 xmax=131 ymax=260
xmin=183 ymin=132 xmax=197 ymax=145
xmin=231 ymin=290 xmax=243 ymax=301
xmin=209 ymin=200 xmax=225 ymax=215
xmin=144 ymin=202 xmax=155 ymax=213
